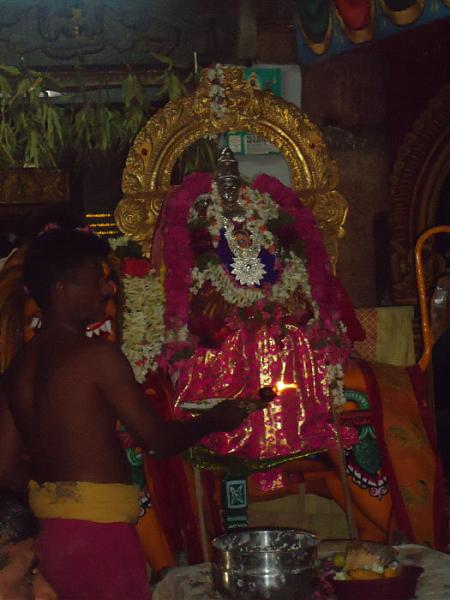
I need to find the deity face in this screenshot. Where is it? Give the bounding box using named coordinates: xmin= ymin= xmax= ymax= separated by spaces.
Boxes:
xmin=216 ymin=147 xmax=243 ymax=218
xmin=218 ymin=173 xmax=240 ymax=207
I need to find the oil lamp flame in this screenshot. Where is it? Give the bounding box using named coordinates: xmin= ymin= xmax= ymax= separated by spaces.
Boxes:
xmin=275 ymin=381 xmax=297 ymax=393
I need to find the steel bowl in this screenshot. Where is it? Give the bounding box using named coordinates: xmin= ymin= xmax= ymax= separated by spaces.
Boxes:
xmin=211 ymin=529 xmax=319 ymax=599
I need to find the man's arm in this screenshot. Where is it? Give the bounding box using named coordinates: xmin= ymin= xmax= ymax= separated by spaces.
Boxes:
xmin=94 ymin=342 xmax=247 ymax=458
xmin=0 ymin=383 xmax=29 ymax=490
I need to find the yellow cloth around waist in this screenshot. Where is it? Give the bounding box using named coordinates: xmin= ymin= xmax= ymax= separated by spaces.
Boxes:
xmin=28 ymin=480 xmax=141 ymax=524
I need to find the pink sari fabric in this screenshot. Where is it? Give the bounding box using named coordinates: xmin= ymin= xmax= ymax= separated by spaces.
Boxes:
xmin=37 ymin=518 xmax=151 ymax=600
xmin=174 ymin=325 xmax=357 ymax=460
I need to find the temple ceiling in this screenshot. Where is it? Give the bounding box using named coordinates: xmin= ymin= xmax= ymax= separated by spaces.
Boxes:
xmin=0 ymin=1 xmax=447 ymax=70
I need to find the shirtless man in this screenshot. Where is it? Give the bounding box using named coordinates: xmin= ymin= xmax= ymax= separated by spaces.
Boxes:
xmin=0 ymin=228 xmax=248 ymax=599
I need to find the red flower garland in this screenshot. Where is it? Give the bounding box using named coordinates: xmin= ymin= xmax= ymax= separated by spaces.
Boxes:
xmin=121 ymin=258 xmax=152 ymax=278
xmin=161 ymin=171 xmax=353 ymax=368
xmin=163 ymin=172 xmax=212 ymax=332
xmin=252 ymin=174 xmax=335 ymax=325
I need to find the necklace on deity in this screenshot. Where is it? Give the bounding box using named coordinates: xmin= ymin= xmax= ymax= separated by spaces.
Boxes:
xmin=223 ymin=216 xmax=266 ymax=286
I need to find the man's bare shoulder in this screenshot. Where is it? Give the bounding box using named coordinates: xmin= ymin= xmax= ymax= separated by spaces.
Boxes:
xmin=79 ymin=338 xmax=131 ymax=373
xmin=80 ymin=339 xmax=138 ymax=398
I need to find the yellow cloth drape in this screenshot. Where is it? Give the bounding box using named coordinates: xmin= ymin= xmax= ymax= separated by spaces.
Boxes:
xmin=354 ymin=306 xmax=415 ymax=366
xmin=29 ymin=480 xmax=141 ymax=523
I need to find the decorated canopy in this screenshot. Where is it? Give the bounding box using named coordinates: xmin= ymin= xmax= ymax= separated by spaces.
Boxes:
xmin=294 ymin=0 xmax=450 ymax=60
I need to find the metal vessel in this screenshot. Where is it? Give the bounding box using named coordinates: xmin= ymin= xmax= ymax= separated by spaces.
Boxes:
xmin=212 ymin=529 xmax=319 ymax=599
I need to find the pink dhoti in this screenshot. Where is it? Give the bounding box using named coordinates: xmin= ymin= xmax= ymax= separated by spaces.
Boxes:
xmin=29 ymin=481 xmax=151 ymax=600
xmin=38 ymin=519 xmax=151 ymax=600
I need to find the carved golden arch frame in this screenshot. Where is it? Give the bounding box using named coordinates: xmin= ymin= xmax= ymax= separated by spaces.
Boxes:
xmin=390 ymin=83 xmax=450 ymax=305
xmin=115 ymin=66 xmax=348 ymax=269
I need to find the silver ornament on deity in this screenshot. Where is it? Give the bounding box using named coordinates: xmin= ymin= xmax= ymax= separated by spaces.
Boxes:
xmin=223 ymin=217 xmax=266 ymax=286
xmin=230 ymin=256 xmax=266 ymax=286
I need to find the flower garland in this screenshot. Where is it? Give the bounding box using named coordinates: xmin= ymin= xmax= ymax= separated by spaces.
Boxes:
xmin=190 ymin=252 xmax=314 ymax=309
xmin=163 ymin=173 xmax=211 ymax=330
xmin=188 ymin=180 xmax=316 ymax=308
xmin=115 ymin=174 xmax=353 ymax=405
xmin=161 ymin=173 xmax=352 ymax=405
xmin=192 ymin=181 xmax=279 ymax=250
xmin=206 ymin=64 xmax=226 ymax=119
xmin=110 ymin=238 xmax=166 ymax=382
xmin=252 ymin=174 xmax=338 ymax=326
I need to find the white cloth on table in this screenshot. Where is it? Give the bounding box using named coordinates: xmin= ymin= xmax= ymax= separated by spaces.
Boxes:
xmin=153 ymin=545 xmax=450 ymax=600
xmin=153 ymin=563 xmax=221 ymax=600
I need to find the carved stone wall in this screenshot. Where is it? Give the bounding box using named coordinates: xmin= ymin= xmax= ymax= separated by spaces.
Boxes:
xmin=302 ymin=52 xmax=389 ymax=307
xmin=0 ymin=0 xmax=197 ymax=66
xmin=0 ymin=0 xmax=296 ymax=68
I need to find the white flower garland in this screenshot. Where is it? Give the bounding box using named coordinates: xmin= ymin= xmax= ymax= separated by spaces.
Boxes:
xmin=191 ymin=252 xmax=318 ymax=316
xmin=189 ymin=181 xmax=320 ymax=317
xmin=206 ymin=64 xmax=226 ymax=119
xmin=121 ymin=271 xmax=165 ymax=382
xmin=191 ymin=182 xmax=279 ymax=251
xmin=326 ymin=363 xmax=345 ymax=407
xmin=109 ymin=236 xmax=130 ymax=251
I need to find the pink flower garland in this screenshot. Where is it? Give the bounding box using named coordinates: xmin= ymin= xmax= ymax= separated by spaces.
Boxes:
xmin=252 ymin=174 xmax=335 ymax=325
xmin=161 ymin=171 xmax=351 ymax=369
xmin=163 ymin=172 xmax=212 ymax=332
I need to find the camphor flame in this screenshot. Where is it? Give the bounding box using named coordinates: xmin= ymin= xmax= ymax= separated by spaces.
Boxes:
xmin=275 ymin=381 xmax=297 ymax=393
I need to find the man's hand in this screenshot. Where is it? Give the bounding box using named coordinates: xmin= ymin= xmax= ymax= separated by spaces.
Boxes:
xmin=205 ymin=399 xmax=249 ymax=432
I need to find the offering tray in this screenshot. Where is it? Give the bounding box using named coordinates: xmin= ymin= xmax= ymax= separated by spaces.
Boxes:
xmin=320 ymin=540 xmax=431 ymax=600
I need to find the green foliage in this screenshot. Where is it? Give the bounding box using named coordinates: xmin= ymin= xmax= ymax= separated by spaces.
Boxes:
xmin=121 ymin=73 xmax=146 ymax=146
xmin=72 ymin=102 xmax=123 ymax=156
xmin=0 ymin=68 xmax=66 ymax=168
xmin=173 ymin=136 xmax=218 ymax=184
xmin=0 ymin=57 xmax=216 ymax=179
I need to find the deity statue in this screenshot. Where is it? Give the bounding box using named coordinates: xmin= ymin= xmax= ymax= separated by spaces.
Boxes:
xmin=161 ymin=149 xmax=357 ymax=473
xmin=133 ymin=148 xmax=446 ymax=557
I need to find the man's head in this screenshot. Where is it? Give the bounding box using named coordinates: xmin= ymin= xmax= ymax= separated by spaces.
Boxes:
xmin=0 ymin=490 xmax=39 ymax=599
xmin=23 ymin=228 xmax=112 ymax=326
xmin=21 ymin=206 xmax=82 ymax=244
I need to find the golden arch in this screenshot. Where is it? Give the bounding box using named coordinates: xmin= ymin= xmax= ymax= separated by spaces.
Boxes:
xmin=115 ymin=66 xmax=348 ymax=268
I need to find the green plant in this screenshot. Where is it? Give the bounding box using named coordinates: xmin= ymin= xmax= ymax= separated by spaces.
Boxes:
xmin=0 ymin=66 xmax=65 ymax=168
xmin=121 ymin=73 xmax=147 ymax=146
xmin=0 ymin=56 xmax=217 ymax=176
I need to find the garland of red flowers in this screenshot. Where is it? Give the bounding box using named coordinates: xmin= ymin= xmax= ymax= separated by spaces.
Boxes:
xmin=163 ymin=172 xmax=212 ymax=330
xmin=252 ymin=174 xmax=336 ymax=326
xmin=161 ymin=171 xmax=352 ymax=373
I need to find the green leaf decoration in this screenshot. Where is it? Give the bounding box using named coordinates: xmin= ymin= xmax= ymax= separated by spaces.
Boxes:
xmin=0 ymin=56 xmax=212 ymax=173
xmin=150 ymin=52 xmax=175 ymax=65
xmin=0 ymin=65 xmax=20 ymax=76
xmin=352 ymin=437 xmax=381 ymax=476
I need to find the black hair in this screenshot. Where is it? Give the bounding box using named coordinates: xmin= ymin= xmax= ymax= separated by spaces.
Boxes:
xmin=21 ymin=205 xmax=82 ymax=243
xmin=23 ymin=228 xmax=110 ymax=309
xmin=0 ymin=489 xmax=39 ymax=570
